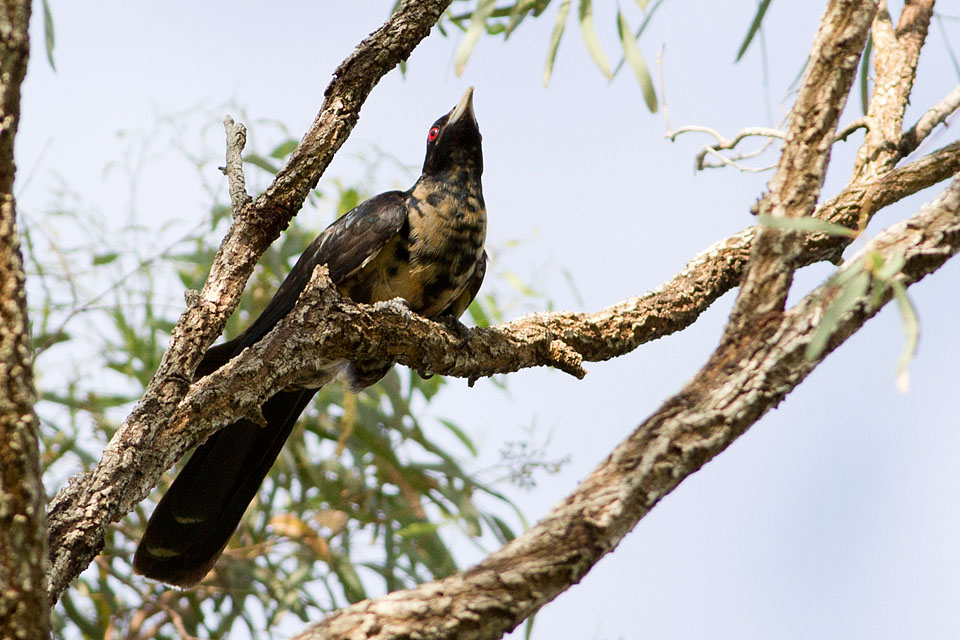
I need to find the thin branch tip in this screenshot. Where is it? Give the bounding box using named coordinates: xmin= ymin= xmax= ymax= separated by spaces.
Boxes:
xmin=223 ymin=116 xmax=250 ymax=211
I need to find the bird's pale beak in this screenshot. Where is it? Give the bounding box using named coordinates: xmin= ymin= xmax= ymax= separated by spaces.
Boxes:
xmin=448 ymin=87 xmax=476 ymax=125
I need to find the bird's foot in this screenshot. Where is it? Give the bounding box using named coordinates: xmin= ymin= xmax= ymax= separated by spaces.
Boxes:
xmin=374 ymin=297 xmax=415 ymax=327
xmin=439 ymin=314 xmax=472 ymax=343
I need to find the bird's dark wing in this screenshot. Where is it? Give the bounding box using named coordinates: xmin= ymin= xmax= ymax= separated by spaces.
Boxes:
xmin=133 ymin=191 xmax=409 ymax=587
xmin=441 ymin=250 xmax=486 ymax=319
xmin=230 ymin=190 xmax=409 ymax=355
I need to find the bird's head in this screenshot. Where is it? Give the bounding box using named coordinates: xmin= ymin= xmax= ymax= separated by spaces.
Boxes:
xmin=421 ymin=87 xmax=483 ymax=178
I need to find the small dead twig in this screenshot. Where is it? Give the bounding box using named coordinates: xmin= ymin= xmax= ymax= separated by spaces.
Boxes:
xmin=659 ymin=45 xmax=783 ymax=172
xmin=900 ymin=84 xmax=960 ymax=156
xmin=221 ymin=116 xmax=250 ymax=212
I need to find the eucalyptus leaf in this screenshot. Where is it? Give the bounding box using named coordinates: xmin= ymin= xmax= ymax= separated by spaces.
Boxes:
xmin=42 ymin=0 xmax=56 ymax=71
xmin=617 ymin=10 xmax=658 ymax=112
xmin=454 ymin=0 xmax=496 ymax=76
xmin=806 ymin=269 xmax=870 ymax=360
xmin=577 ymin=0 xmax=612 ymax=78
xmin=735 ymin=0 xmax=772 ymax=62
xmin=891 ymin=281 xmax=919 ymax=393
xmin=542 ymin=0 xmax=572 ymax=86
xmin=758 ymin=213 xmax=857 ymax=238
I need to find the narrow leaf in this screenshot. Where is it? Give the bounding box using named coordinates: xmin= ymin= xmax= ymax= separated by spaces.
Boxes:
xmin=735 ymin=0 xmax=772 ymax=62
xmin=891 ymin=281 xmax=919 ymax=394
xmin=806 ymin=269 xmax=870 ymax=360
xmin=42 ymin=0 xmax=56 ymax=71
xmin=611 ymin=0 xmax=665 ymax=77
xmin=636 ymin=0 xmax=652 ymax=9
xmin=542 ymin=0 xmax=572 ymax=86
xmin=396 ymin=521 xmax=442 ymax=539
xmin=758 ymin=213 xmax=857 ymax=238
xmin=92 ymin=252 xmax=119 ymax=266
xmin=506 ymin=0 xmax=532 ymax=38
xmin=438 ymin=418 xmax=479 ymax=456
xmin=269 ymin=139 xmax=299 ymax=159
xmin=873 ymin=250 xmax=906 ymax=283
xmin=455 ymin=0 xmax=496 ymax=77
xmin=860 ymin=33 xmax=873 ymax=115
xmin=617 ymin=10 xmax=658 ymax=112
xmin=243 ymin=153 xmax=279 ymax=174
xmin=577 ymin=0 xmax=612 ymax=78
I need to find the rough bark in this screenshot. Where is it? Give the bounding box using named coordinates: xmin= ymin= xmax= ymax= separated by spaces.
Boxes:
xmin=728 ymin=0 xmax=875 ymax=334
xmin=0 ymin=0 xmax=49 ymax=637
xmin=852 ymin=0 xmax=934 ymax=180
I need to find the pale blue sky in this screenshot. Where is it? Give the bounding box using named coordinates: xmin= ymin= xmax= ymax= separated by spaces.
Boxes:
xmin=18 ymin=2 xmax=960 ymax=638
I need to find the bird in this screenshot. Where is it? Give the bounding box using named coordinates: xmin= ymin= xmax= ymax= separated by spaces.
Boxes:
xmin=133 ymin=87 xmax=487 ymax=587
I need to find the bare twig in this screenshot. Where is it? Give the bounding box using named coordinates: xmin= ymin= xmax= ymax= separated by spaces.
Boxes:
xmin=665 ymin=124 xmax=785 ymax=171
xmin=835 ymin=117 xmax=868 ymax=142
xmin=900 ymin=84 xmax=960 ymax=155
xmin=700 ymin=143 xmax=779 ymax=172
xmin=221 ymin=116 xmax=250 ymax=212
xmin=666 ymin=124 xmax=785 ymax=146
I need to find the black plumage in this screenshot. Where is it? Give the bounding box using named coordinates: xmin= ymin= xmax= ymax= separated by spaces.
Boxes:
xmin=134 ymin=88 xmax=486 ymax=587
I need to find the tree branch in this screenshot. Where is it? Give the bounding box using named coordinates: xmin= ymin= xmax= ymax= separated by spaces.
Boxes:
xmin=900 ymin=83 xmax=960 ymax=156
xmin=728 ymin=0 xmax=876 ymax=333
xmin=0 ymin=0 xmax=49 ymax=637
xmin=290 ymin=176 xmax=960 ymax=640
xmin=44 ymin=0 xmax=454 ymax=604
xmin=50 ymin=136 xmax=954 ymax=526
xmin=852 ymin=0 xmax=935 ymax=180
xmin=221 ymin=115 xmax=250 ymax=212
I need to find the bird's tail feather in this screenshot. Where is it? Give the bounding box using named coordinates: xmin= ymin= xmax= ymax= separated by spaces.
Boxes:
xmin=133 ymin=386 xmax=317 ymax=587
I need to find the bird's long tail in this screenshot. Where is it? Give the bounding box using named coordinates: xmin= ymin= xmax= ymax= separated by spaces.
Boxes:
xmin=133 ymin=342 xmax=319 ymax=587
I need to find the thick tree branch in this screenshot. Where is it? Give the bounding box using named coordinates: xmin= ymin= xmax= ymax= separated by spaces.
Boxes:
xmin=291 ymin=176 xmax=960 ymax=640
xmin=44 ymin=0 xmax=454 ymax=604
xmin=729 ymin=0 xmax=876 ymax=334
xmin=852 ymin=0 xmax=935 ymax=180
xmin=64 ymin=136 xmax=956 ymax=508
xmin=0 ymin=0 xmax=49 ymax=637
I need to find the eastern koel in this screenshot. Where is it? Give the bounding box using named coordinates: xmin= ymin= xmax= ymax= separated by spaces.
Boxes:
xmin=134 ymin=88 xmax=487 ymax=587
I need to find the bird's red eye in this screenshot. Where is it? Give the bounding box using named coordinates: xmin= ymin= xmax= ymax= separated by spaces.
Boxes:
xmin=428 ymin=126 xmax=440 ymax=141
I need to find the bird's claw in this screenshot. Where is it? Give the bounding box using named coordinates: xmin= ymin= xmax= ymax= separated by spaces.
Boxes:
xmin=374 ymin=297 xmax=415 ymax=328
xmin=439 ymin=314 xmax=472 ymax=343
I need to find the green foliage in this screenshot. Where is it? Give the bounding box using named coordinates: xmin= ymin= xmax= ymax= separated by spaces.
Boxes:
xmin=42 ymin=0 xmax=56 ymax=71
xmin=616 ymin=9 xmax=657 ymax=112
xmin=24 ymin=111 xmax=553 ymax=638
xmin=806 ymin=250 xmax=919 ymax=392
xmin=440 ymin=0 xmax=664 ymax=111
xmin=758 ymin=213 xmax=858 ymax=238
xmin=577 ymin=0 xmax=613 ymax=79
xmin=735 ymin=0 xmax=772 ymax=62
xmin=860 ymin=33 xmax=873 ymax=115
